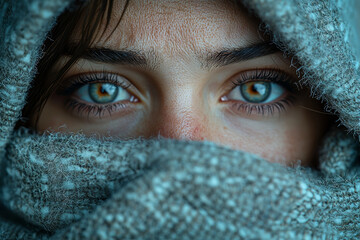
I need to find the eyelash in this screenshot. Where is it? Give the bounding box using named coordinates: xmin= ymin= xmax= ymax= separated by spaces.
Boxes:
xmin=229 ymin=96 xmax=296 ymax=116
xmin=58 ymin=69 xmax=297 ymax=118
xmin=64 ymin=99 xmax=128 ymax=119
xmin=226 ymin=68 xmax=297 ymax=116
xmin=58 ymin=72 xmax=131 ymax=95
xmin=58 ymin=72 xmax=134 ymax=118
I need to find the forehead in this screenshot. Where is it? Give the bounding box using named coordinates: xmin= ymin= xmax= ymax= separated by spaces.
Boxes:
xmin=90 ymin=0 xmax=262 ymax=53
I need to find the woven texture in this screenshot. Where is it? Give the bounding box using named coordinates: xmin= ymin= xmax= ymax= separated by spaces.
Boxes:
xmin=0 ymin=0 xmax=360 ymax=239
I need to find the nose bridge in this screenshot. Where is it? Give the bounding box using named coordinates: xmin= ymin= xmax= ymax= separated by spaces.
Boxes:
xmin=156 ymin=107 xmax=206 ymax=141
xmin=149 ymin=67 xmax=207 ymax=141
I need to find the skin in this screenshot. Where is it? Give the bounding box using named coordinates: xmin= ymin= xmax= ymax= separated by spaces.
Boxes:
xmin=34 ymin=0 xmax=331 ymax=167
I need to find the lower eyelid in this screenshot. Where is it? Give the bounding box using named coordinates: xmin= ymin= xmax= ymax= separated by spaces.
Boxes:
xmin=64 ymin=98 xmax=137 ymax=119
xmin=227 ymin=95 xmax=296 ymax=117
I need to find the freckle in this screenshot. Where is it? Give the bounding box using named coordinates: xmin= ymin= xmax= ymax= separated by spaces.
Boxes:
xmin=191 ymin=124 xmax=205 ymax=141
xmin=193 ymin=126 xmax=200 ymax=134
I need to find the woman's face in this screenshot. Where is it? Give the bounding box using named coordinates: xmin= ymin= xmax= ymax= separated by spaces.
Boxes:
xmin=35 ymin=0 xmax=330 ymax=166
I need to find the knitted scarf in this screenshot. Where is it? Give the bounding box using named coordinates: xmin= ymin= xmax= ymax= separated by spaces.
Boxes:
xmin=1 ymin=0 xmax=360 ymax=239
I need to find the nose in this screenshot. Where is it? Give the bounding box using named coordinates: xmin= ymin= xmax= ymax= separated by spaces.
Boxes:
xmin=153 ymin=109 xmax=207 ymax=141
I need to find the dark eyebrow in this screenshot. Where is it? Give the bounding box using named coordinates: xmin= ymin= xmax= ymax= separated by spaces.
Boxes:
xmin=85 ymin=48 xmax=147 ymax=65
xmin=203 ymin=42 xmax=281 ymax=69
xmin=65 ymin=46 xmax=148 ymax=65
xmin=65 ymin=42 xmax=280 ymax=70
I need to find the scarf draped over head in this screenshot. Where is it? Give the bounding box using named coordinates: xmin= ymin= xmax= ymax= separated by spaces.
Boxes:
xmin=0 ymin=0 xmax=359 ymax=239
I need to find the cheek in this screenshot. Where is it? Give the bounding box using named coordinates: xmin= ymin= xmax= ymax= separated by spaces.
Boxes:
xmin=37 ymin=96 xmax=146 ymax=138
xmin=213 ymin=110 xmax=328 ymax=166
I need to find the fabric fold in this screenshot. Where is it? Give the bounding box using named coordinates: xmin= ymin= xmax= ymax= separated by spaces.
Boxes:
xmin=1 ymin=130 xmax=359 ymax=239
xmin=0 ymin=0 xmax=71 ymax=160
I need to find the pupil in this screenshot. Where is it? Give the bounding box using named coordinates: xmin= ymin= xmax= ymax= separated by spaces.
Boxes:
xmin=250 ymin=85 xmax=258 ymax=94
xmin=100 ymin=87 xmax=107 ymax=94
xmin=241 ymin=81 xmax=271 ymax=103
xmin=89 ymin=83 xmax=119 ymax=103
xmin=97 ymin=84 xmax=117 ymax=97
xmin=252 ymin=83 xmax=266 ymax=95
xmin=97 ymin=85 xmax=110 ymax=96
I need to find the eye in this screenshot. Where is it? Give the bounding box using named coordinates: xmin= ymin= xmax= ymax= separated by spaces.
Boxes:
xmin=75 ymin=83 xmax=132 ymax=104
xmin=227 ymin=81 xmax=285 ymax=103
xmin=57 ymin=72 xmax=141 ymax=119
xmin=220 ymin=69 xmax=298 ymax=117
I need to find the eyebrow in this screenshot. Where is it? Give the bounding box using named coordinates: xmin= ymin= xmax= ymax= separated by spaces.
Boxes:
xmin=65 ymin=42 xmax=280 ymax=70
xmin=203 ymin=42 xmax=280 ymax=69
xmin=66 ymin=46 xmax=148 ymax=65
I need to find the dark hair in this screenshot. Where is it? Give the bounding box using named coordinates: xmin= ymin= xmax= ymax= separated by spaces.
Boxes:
xmin=20 ymin=0 xmax=130 ymax=129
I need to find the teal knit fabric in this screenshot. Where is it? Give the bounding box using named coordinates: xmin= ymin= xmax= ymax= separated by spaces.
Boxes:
xmin=0 ymin=0 xmax=359 ymax=239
